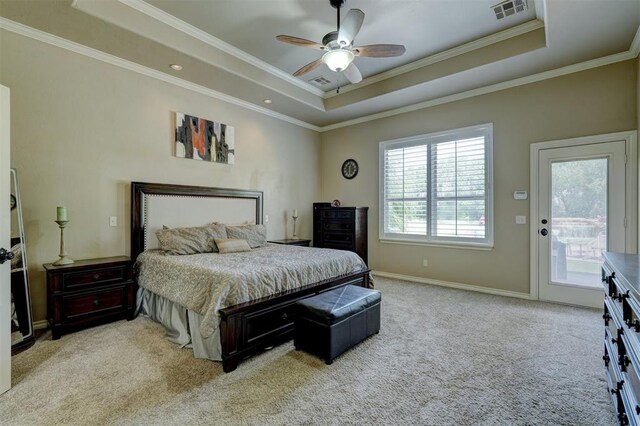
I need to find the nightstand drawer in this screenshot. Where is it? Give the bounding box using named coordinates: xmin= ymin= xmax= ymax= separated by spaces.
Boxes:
xmin=63 ymin=287 xmax=126 ymax=320
xmin=62 ymin=265 xmax=128 ymax=291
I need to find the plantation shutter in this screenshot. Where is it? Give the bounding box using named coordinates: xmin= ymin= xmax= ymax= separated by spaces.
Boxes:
xmin=380 ymin=124 xmax=492 ymax=246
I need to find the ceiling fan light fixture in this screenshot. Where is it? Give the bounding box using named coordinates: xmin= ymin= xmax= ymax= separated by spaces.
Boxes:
xmin=322 ymin=49 xmax=354 ymax=72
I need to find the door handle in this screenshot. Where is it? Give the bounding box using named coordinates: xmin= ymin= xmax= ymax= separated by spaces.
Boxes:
xmin=0 ymin=247 xmax=15 ymax=264
xmin=540 ymin=228 xmax=548 ymax=236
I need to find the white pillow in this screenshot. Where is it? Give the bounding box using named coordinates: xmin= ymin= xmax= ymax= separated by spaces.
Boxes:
xmin=215 ymin=238 xmax=252 ymax=253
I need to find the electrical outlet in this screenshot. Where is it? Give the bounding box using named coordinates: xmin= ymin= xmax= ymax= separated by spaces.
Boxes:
xmin=423 ymin=259 xmax=428 ymax=267
xmin=515 ymin=215 xmax=526 ymax=225
xmin=265 ymin=214 xmax=269 ymax=223
xmin=109 ymin=216 xmax=117 ymax=227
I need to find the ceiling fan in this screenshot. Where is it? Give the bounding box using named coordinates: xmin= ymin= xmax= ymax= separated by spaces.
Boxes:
xmin=276 ymin=0 xmax=406 ymax=84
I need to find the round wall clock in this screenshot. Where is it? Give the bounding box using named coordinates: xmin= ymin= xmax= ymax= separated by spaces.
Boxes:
xmin=341 ymin=159 xmax=359 ymax=179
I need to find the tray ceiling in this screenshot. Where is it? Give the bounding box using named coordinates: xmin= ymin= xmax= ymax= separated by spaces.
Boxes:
xmin=1 ymin=0 xmax=638 ymax=129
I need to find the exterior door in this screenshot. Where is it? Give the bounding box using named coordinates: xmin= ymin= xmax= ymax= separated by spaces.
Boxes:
xmin=1 ymin=85 xmax=11 ymax=394
xmin=536 ymin=139 xmax=628 ymax=308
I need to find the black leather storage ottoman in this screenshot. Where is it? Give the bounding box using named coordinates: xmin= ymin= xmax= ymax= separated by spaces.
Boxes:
xmin=294 ymin=284 xmax=381 ymax=364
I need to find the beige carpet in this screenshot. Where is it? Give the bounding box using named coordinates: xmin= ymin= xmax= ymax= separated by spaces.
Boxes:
xmin=0 ymin=278 xmax=615 ymax=425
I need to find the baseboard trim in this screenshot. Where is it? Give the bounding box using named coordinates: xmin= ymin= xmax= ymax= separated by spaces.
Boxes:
xmin=372 ymin=270 xmax=533 ymax=300
xmin=33 ymin=320 xmax=48 ymax=330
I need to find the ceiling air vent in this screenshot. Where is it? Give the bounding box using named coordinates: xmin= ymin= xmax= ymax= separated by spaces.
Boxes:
xmin=308 ymin=76 xmax=332 ymax=87
xmin=492 ymin=0 xmax=527 ymax=20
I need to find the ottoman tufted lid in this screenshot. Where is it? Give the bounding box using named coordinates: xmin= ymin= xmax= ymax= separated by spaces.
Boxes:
xmin=296 ymin=284 xmax=381 ymax=325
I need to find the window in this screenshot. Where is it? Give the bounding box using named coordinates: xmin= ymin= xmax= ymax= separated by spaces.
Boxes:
xmin=379 ymin=124 xmax=493 ymax=248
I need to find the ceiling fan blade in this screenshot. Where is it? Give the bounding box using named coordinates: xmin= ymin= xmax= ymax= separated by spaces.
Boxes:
xmin=343 ymin=62 xmax=362 ymax=84
xmin=337 ymin=9 xmax=365 ymax=46
xmin=354 ymin=44 xmax=406 ymax=58
xmin=293 ymin=58 xmax=324 ymax=77
xmin=276 ymin=35 xmax=325 ymax=50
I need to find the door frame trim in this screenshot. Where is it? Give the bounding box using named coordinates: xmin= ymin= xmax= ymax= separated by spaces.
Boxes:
xmin=0 ymin=85 xmax=10 ymax=394
xmin=529 ymin=130 xmax=638 ymax=301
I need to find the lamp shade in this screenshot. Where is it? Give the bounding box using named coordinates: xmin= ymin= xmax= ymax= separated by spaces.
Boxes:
xmin=322 ymin=49 xmax=355 ymax=72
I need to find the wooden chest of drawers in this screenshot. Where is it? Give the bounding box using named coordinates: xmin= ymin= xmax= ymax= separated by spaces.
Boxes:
xmin=602 ymin=252 xmax=640 ymax=425
xmin=45 ymin=256 xmax=135 ymax=339
xmin=313 ymin=206 xmax=368 ymax=265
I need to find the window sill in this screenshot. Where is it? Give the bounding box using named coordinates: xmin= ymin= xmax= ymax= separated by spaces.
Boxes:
xmin=379 ymin=238 xmax=494 ymax=251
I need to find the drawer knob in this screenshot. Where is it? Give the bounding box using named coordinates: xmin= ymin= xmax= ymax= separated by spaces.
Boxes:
xmin=626 ymin=319 xmax=640 ymax=332
xmin=619 ymin=412 xmax=628 ymax=425
xmin=93 ymin=299 xmax=100 ymax=307
xmin=281 ymin=313 xmax=288 ymax=321
xmin=93 ymin=274 xmax=100 ymax=281
xmin=619 ymin=355 xmax=631 ymax=370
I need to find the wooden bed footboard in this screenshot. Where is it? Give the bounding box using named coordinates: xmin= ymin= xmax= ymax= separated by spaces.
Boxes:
xmin=218 ymin=270 xmax=371 ymax=373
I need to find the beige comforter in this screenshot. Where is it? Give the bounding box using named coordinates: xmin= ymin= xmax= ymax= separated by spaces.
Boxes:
xmin=135 ymin=244 xmax=368 ymax=338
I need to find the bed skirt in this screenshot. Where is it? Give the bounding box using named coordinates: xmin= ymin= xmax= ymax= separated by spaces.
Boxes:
xmin=136 ymin=288 xmax=222 ymax=361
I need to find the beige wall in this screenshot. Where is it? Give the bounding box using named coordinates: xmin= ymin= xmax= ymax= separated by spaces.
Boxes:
xmin=1 ymin=31 xmax=321 ymax=322
xmin=320 ymin=60 xmax=637 ymax=294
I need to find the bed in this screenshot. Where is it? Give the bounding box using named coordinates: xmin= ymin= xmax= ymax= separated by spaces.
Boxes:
xmin=131 ymin=182 xmax=371 ymax=372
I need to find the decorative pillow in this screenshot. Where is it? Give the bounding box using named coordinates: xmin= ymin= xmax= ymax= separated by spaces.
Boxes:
xmin=156 ymin=223 xmax=227 ymax=255
xmin=215 ymin=238 xmax=252 ymax=254
xmin=225 ymin=224 xmax=267 ymax=248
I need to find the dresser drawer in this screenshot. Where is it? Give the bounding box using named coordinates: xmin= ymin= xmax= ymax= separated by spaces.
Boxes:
xmin=62 ymin=265 xmax=129 ymax=291
xmin=322 ymin=232 xmax=354 ymax=245
xmin=321 ymin=209 xmax=354 ymax=220
xmin=605 ymin=297 xmax=626 ymax=353
xmin=323 ymin=220 xmax=354 ymax=232
xmin=622 ymin=365 xmax=640 ymax=422
xmin=620 ymin=385 xmax=639 ymax=426
xmin=62 ymin=287 xmax=126 ymax=320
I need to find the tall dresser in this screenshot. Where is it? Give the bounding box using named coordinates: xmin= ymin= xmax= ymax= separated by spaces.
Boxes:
xmin=313 ymin=205 xmax=368 ymax=265
xmin=602 ymin=251 xmax=640 ymax=425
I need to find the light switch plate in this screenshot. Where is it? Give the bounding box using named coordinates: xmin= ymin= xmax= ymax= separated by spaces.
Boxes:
xmin=515 ymin=215 xmax=526 ymax=225
xmin=109 ymin=216 xmax=117 ymax=227
xmin=514 ymin=190 xmax=528 ymax=200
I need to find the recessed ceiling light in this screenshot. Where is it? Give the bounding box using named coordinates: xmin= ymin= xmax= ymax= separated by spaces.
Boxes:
xmin=263 ymin=99 xmax=272 ymax=104
xmin=170 ymin=64 xmax=183 ymax=71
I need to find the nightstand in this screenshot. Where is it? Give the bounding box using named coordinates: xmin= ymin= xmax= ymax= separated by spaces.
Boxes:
xmin=268 ymin=239 xmax=311 ymax=247
xmin=44 ymin=256 xmax=135 ymax=339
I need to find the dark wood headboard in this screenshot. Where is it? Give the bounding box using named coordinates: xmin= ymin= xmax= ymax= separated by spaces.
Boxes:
xmin=131 ymin=182 xmax=263 ymax=260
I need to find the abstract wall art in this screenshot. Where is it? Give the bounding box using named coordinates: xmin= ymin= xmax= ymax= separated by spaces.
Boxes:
xmin=175 ymin=112 xmax=235 ymax=165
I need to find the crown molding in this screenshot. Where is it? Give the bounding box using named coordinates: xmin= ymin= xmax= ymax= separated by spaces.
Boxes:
xmin=1 ymin=16 xmax=637 ymax=135
xmin=323 ymin=19 xmax=545 ymax=99
xmin=0 ymin=17 xmax=321 ymax=131
xmin=631 ymin=24 xmax=640 ymax=56
xmin=319 ymin=49 xmax=637 ymax=132
xmin=115 ymin=0 xmax=326 ymax=98
xmin=533 ymin=0 xmax=549 ymax=43
xmin=99 ymin=0 xmax=546 ymax=102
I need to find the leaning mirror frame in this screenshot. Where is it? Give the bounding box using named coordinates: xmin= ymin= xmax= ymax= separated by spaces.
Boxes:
xmin=10 ymin=168 xmax=34 ymax=353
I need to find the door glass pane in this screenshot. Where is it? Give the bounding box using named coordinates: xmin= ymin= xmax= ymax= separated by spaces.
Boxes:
xmin=550 ymin=158 xmax=607 ymax=287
